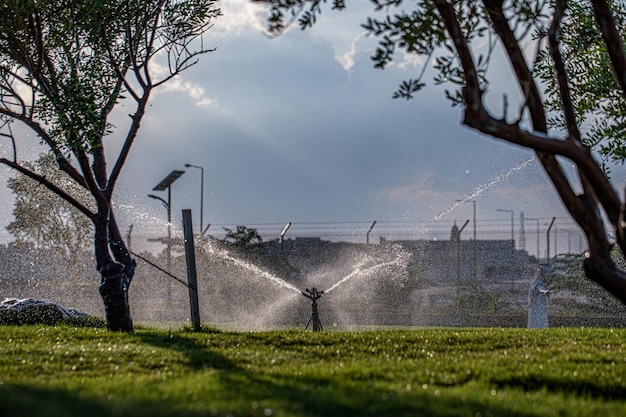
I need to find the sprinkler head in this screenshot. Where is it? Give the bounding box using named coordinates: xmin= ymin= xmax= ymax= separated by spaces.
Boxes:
xmin=302 ymin=287 xmax=324 ymax=300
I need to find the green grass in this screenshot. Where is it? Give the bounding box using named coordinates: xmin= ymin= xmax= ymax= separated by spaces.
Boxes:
xmin=0 ymin=326 xmax=625 ymax=416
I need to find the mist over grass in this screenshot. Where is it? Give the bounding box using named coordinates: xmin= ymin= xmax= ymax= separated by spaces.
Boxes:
xmin=1 ymin=325 xmax=625 ymax=416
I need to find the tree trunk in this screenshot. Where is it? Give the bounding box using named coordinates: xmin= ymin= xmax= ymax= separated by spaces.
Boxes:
xmin=98 ymin=260 xmax=133 ymax=331
xmin=95 ymin=209 xmax=135 ymax=332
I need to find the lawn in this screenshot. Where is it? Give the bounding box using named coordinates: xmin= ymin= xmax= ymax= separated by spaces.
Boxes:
xmin=0 ymin=325 xmax=624 ymax=416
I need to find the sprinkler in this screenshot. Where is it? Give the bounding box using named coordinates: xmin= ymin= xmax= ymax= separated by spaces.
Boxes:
xmin=301 ymin=287 xmax=324 ymax=331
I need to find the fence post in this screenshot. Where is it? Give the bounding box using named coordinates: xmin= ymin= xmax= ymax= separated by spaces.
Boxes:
xmin=182 ymin=209 xmax=201 ymax=331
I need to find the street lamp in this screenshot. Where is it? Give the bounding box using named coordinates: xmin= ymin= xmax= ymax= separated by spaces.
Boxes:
xmin=149 ymin=170 xmax=185 ymax=272
xmin=148 ymin=193 xmax=169 ymax=212
xmin=184 ymin=163 xmax=205 ymax=235
xmin=496 ymin=208 xmax=514 ymax=251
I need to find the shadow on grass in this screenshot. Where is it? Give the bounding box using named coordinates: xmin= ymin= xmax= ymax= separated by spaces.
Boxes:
xmin=209 ymin=370 xmax=544 ymax=417
xmin=492 ymin=374 xmax=625 ymax=401
xmin=0 ymin=383 xmax=214 ymax=417
xmin=134 ymin=328 xmax=237 ymax=371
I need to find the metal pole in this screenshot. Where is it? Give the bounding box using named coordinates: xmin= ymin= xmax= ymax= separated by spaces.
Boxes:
xmin=366 ymin=220 xmax=377 ymax=245
xmin=546 ymin=217 xmax=556 ymax=260
xmin=182 ymin=209 xmax=201 ymax=331
xmin=150 ymin=170 xmax=185 ymax=308
xmin=471 ymin=200 xmax=476 ymax=280
xmin=456 ymin=200 xmax=476 ymax=280
xmin=281 ymin=222 xmax=291 ymax=252
xmin=518 ymin=211 xmax=526 ymax=251
xmin=199 ymin=169 xmax=203 ymax=234
xmin=472 ymin=200 xmax=476 ymax=241
xmin=147 ymin=194 xmax=170 ymax=266
xmin=167 ymin=185 xmax=172 ymax=272
xmin=185 ymin=164 xmax=204 ymax=234
xmin=456 ymin=220 xmax=470 ymax=284
xmin=527 ymin=218 xmax=541 ymax=259
xmin=510 ymin=211 xmax=514 ymax=247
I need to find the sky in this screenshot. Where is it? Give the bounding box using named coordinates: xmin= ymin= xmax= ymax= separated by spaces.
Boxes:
xmin=1 ymin=0 xmax=621 ymax=257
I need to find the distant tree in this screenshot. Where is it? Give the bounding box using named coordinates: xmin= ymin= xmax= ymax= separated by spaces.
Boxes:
xmin=220 ymin=225 xmax=271 ymax=257
xmin=0 ymin=0 xmax=221 ymax=331
xmin=7 ymin=154 xmax=92 ymax=255
xmin=253 ymin=0 xmax=626 ymax=304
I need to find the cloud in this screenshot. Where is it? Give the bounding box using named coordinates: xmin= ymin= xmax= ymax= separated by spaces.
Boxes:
xmin=155 ymin=77 xmax=218 ymax=109
xmin=386 ymin=171 xmax=439 ymax=201
xmin=333 ymin=32 xmax=368 ymax=71
xmin=395 ymin=51 xmax=427 ymax=70
xmin=214 ymin=0 xmax=271 ymax=37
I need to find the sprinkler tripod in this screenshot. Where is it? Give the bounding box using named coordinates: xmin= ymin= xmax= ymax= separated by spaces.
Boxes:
xmin=302 ymin=287 xmax=324 ymax=331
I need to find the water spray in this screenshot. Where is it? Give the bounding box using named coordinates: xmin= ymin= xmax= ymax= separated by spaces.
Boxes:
xmin=432 ymin=156 xmax=536 ymax=221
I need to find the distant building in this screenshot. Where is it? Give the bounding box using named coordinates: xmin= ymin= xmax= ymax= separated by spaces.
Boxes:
xmin=386 ymin=236 xmax=533 ymax=284
xmin=270 ymin=223 xmax=536 ymax=285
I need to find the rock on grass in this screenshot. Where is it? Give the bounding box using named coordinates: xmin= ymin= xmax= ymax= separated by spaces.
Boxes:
xmin=0 ymin=298 xmax=104 ymax=327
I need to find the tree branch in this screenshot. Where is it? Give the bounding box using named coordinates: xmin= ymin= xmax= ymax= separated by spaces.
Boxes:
xmin=107 ymin=95 xmax=148 ymax=195
xmin=547 ymin=0 xmax=581 ymax=142
xmin=0 ymin=157 xmax=94 ymax=219
xmin=483 ymin=0 xmax=548 ymax=132
xmin=591 ymin=0 xmax=626 ymax=96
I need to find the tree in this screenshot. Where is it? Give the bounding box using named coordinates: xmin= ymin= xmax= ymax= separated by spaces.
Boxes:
xmin=253 ymin=0 xmax=626 ymax=304
xmin=0 ymin=0 xmax=221 ymax=331
xmin=7 ymin=154 xmax=92 ymax=256
xmin=7 ymin=153 xmax=94 ymax=282
xmin=222 ymin=225 xmax=266 ymax=249
xmin=219 ymin=226 xmax=276 ymax=266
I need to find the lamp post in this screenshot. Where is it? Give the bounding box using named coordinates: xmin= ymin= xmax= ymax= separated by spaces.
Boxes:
xmin=455 ymin=220 xmax=470 ymax=285
xmin=149 ymin=170 xmax=185 ymax=272
xmin=148 ymin=191 xmax=172 ymax=276
xmin=185 ymin=163 xmax=204 ymax=235
xmin=457 ymin=199 xmax=477 ymax=280
xmin=496 ymin=208 xmax=514 ymax=251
